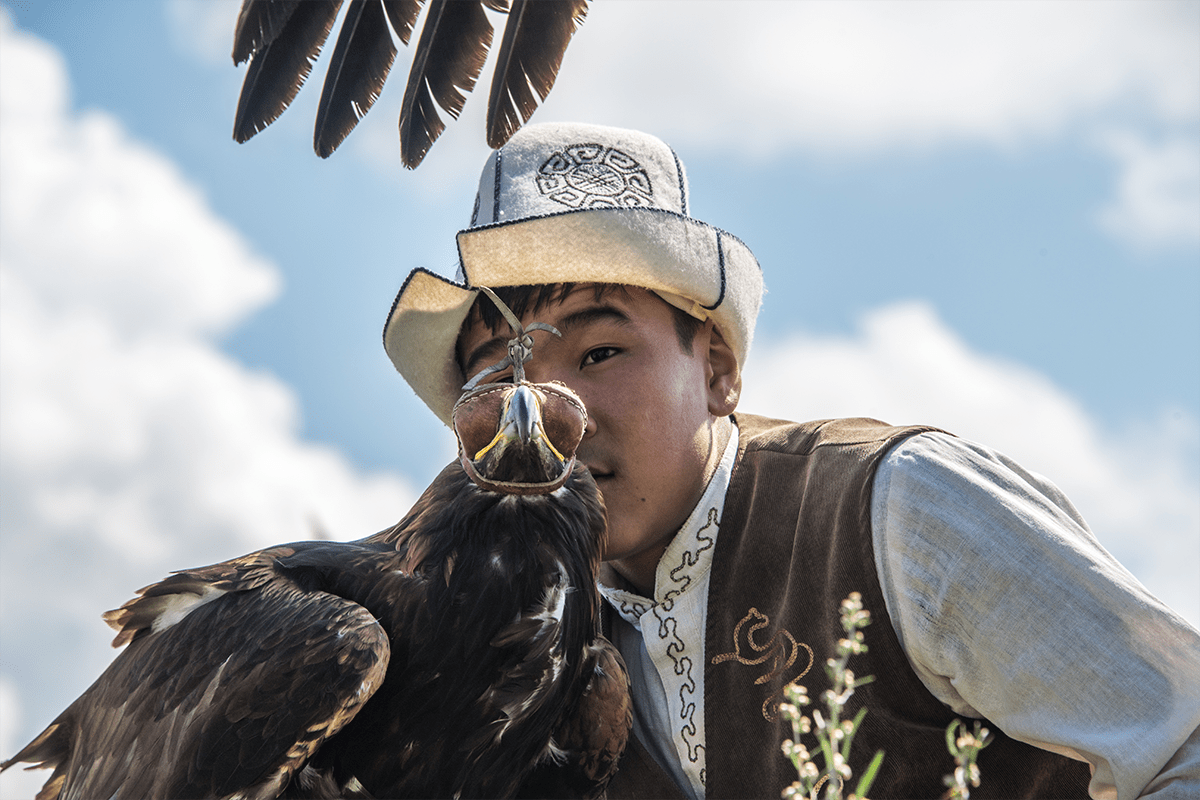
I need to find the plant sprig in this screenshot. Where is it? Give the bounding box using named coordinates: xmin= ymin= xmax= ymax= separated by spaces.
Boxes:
xmin=942 ymin=719 xmax=993 ymax=799
xmin=778 ymin=594 xmax=992 ymax=800
xmin=779 ymin=592 xmax=884 ymax=800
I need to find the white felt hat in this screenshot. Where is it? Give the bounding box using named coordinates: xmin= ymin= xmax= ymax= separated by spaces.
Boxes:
xmin=383 ymin=122 xmax=764 ymax=426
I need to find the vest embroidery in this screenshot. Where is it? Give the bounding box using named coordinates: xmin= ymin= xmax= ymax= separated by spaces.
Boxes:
xmin=711 ymin=606 xmax=814 ymax=721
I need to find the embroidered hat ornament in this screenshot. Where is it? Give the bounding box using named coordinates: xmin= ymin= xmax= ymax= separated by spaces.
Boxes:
xmin=383 ymin=121 xmax=765 ymax=426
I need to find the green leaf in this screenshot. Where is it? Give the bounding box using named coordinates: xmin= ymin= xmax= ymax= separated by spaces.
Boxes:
xmin=818 ymin=733 xmax=837 ymax=777
xmin=854 ymin=750 xmax=886 ymax=799
xmin=841 ymin=706 xmax=869 ymax=758
xmin=945 ymin=719 xmax=962 ymax=757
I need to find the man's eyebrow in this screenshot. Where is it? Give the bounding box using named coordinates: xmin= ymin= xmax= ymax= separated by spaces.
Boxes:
xmin=463 ymin=335 xmax=510 ymax=377
xmin=557 ymin=305 xmax=633 ymax=334
xmin=462 ymin=305 xmax=633 ymax=377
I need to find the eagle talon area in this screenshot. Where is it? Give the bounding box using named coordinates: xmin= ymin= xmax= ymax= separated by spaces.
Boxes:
xmin=2 ymin=381 xmax=628 ymax=799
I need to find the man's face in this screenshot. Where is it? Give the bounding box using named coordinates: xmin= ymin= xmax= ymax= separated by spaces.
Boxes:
xmin=458 ymin=287 xmax=731 ymax=574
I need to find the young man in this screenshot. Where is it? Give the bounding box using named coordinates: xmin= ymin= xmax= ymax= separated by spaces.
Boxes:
xmin=383 ymin=123 xmax=1199 ymax=798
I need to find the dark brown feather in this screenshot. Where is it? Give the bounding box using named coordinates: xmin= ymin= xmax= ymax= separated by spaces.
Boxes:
xmin=232 ymin=0 xmax=302 ymax=65
xmin=314 ymin=0 xmax=399 ymax=158
xmin=0 ymin=722 xmax=69 ymax=800
xmin=398 ymin=0 xmax=494 ymax=168
xmin=486 ymin=0 xmax=588 ymax=149
xmin=520 ymin=641 xmax=633 ymax=798
xmin=382 ymin=0 xmax=425 ymax=45
xmin=233 ymin=0 xmax=343 ymax=144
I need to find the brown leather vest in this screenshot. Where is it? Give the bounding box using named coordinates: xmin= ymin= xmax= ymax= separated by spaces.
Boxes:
xmin=606 ymin=415 xmax=1091 ymax=799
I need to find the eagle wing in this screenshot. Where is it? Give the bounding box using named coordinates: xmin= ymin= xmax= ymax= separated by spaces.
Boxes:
xmin=232 ymin=0 xmax=589 ymax=165
xmin=2 ymin=547 xmax=391 ymax=800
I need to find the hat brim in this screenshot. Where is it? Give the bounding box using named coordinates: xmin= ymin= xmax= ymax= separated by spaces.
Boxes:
xmin=383 ymin=207 xmax=762 ymax=426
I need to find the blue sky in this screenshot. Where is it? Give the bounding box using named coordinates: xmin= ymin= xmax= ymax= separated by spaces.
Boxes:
xmin=1 ymin=1 xmax=1197 ymax=791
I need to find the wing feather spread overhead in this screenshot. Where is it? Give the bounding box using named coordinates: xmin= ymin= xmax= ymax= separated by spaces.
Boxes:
xmin=486 ymin=0 xmax=588 ymax=150
xmin=233 ymin=1 xmax=344 ymax=145
xmin=383 ymin=0 xmax=425 ymax=45
xmin=232 ymin=0 xmax=588 ymax=165
xmin=314 ymin=0 xmax=399 ymax=158
xmin=398 ymin=0 xmax=494 ymax=168
xmin=232 ymin=0 xmax=301 ymax=65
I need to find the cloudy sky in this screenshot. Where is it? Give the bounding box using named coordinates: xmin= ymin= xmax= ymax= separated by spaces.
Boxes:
xmin=1 ymin=1 xmax=1197 ymax=792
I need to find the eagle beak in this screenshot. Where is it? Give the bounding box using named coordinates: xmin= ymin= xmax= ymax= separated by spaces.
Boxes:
xmin=470 ymin=385 xmax=565 ymax=465
xmin=508 ymin=384 xmax=538 ymax=444
xmin=453 ymin=382 xmax=587 ymax=495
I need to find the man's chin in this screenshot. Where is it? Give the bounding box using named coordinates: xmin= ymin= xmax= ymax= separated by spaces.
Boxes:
xmin=600 ymin=527 xmax=675 ymax=589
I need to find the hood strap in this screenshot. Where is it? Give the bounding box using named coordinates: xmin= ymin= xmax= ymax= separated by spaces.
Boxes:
xmin=462 ymin=286 xmax=562 ymax=391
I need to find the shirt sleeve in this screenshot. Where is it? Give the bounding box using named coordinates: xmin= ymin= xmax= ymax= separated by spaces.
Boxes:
xmin=870 ymin=431 xmax=1200 ymax=800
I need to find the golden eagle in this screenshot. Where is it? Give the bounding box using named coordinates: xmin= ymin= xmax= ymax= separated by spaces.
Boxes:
xmin=231 ymin=0 xmax=590 ymax=167
xmin=2 ymin=379 xmax=631 ymax=798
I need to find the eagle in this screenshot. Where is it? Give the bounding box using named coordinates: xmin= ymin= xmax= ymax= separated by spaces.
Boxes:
xmin=1 ymin=374 xmax=631 ymax=798
xmin=231 ymin=0 xmax=590 ymax=167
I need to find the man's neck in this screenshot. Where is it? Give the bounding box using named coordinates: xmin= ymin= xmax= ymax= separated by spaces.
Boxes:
xmin=607 ymin=416 xmax=734 ymax=596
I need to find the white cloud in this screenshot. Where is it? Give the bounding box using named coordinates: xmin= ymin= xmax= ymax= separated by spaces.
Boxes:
xmin=166 ymin=0 xmax=242 ymax=67
xmin=1096 ymin=129 xmax=1200 ymax=248
xmin=741 ymin=301 xmax=1200 ymax=627
xmin=554 ymin=0 xmax=1197 ymax=250
xmin=0 ymin=12 xmax=417 ymax=780
xmin=0 ymin=14 xmax=278 ymax=338
xmin=0 ymin=680 xmax=46 ymax=800
xmin=539 ymin=0 xmax=1198 ymax=155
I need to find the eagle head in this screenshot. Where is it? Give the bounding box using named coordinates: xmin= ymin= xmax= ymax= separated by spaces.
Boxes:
xmin=452 ymin=381 xmax=588 ymax=494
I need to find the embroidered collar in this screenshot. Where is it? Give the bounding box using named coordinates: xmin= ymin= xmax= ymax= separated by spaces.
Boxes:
xmin=600 ymin=423 xmax=740 ymax=624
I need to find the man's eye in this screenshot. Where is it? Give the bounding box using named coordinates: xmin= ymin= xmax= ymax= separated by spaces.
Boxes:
xmin=581 ymin=347 xmax=619 ymax=367
xmin=470 ymin=370 xmax=512 ymax=384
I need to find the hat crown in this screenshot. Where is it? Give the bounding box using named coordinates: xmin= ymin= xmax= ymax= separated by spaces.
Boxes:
xmin=469 ymin=123 xmax=689 ymax=229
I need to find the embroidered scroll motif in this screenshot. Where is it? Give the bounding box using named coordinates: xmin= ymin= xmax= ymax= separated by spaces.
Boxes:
xmin=711 ymin=607 xmax=814 ymax=721
xmin=614 ymin=596 xmax=651 ymax=620
xmin=664 ymin=508 xmax=718 ymax=604
xmin=537 ymin=144 xmax=653 ymax=209
xmin=649 ymin=506 xmax=718 ymax=780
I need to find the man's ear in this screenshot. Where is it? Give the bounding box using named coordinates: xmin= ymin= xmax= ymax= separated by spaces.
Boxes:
xmin=704 ymin=321 xmax=741 ymax=416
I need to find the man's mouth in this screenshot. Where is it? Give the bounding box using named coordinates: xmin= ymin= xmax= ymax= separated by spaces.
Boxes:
xmin=585 ymin=465 xmax=614 ymax=481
